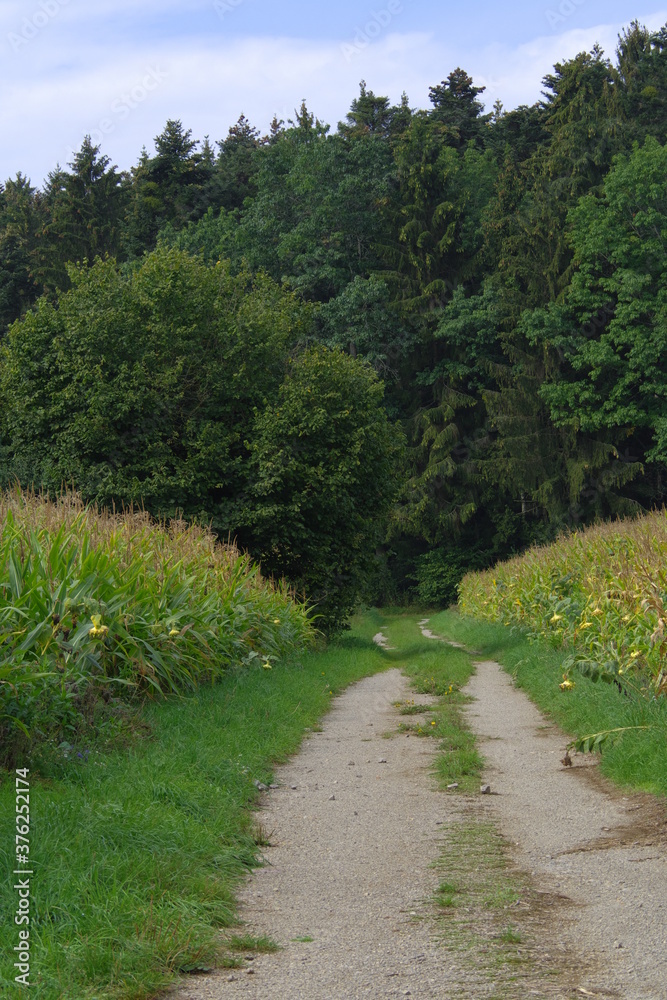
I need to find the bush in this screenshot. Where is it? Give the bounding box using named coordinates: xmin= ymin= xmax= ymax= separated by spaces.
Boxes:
xmin=414 ymin=549 xmax=466 ymax=607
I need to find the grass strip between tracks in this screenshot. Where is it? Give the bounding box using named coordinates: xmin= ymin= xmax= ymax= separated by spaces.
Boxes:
xmin=430 ymin=608 xmax=667 ymax=798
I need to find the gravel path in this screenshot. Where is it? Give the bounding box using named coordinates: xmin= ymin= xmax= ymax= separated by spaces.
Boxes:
xmin=170 ymin=668 xmax=464 ymax=999
xmin=463 ymin=657 xmax=667 ymax=1000
xmin=168 ymin=622 xmax=667 ymax=1000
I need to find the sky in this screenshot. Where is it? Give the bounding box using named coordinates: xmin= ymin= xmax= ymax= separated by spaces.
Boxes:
xmin=1 ymin=0 xmax=665 ymax=187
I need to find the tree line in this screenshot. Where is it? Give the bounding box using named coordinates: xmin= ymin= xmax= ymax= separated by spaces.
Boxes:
xmin=1 ymin=19 xmax=665 ymax=619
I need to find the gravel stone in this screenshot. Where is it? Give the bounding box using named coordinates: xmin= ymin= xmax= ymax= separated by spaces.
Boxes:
xmin=168 ymin=670 xmax=452 ymax=999
xmin=463 ymin=658 xmax=667 ymax=1000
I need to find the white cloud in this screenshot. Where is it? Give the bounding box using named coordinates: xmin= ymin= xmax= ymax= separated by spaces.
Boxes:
xmin=3 ymin=9 xmax=666 ymax=185
xmin=470 ymin=10 xmax=667 ymax=111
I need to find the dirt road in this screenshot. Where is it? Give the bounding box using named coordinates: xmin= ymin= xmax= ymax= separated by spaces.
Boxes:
xmin=168 ymin=619 xmax=667 ymax=1000
xmin=464 ymin=657 xmax=667 ymax=999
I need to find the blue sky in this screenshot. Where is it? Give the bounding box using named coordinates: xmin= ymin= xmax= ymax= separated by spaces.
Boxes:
xmin=2 ymin=0 xmax=665 ymax=187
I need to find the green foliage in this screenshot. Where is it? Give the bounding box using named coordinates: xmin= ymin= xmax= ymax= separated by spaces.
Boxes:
xmin=230 ymin=116 xmax=396 ymax=301
xmin=246 ymin=347 xmax=405 ymax=630
xmin=0 ymin=174 xmax=41 ymax=332
xmin=1 ymin=21 xmax=667 ymax=612
xmin=428 ymin=67 xmax=492 ymax=147
xmin=34 ymin=139 xmax=129 ymax=294
xmin=123 ymin=119 xmax=213 ymax=254
xmin=0 ymin=246 xmax=309 ymax=526
xmin=0 ymin=251 xmax=402 ymax=627
xmin=0 ymin=614 xmax=390 ymax=998
xmin=413 ymin=549 xmax=466 ymax=606
xmin=459 ymin=508 xmax=667 ymax=697
xmin=316 ymin=274 xmax=418 ymax=382
xmin=0 ymin=489 xmax=314 ymax=766
xmin=535 ymin=137 xmax=667 ymax=463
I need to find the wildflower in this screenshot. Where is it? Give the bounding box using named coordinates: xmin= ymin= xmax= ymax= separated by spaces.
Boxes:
xmin=579 ymin=621 xmax=592 ymax=629
xmin=630 ymin=650 xmax=641 ymax=659
xmin=559 ymin=678 xmax=575 ymax=691
xmin=550 ymin=614 xmax=563 ymax=624
xmin=273 ymin=619 xmax=280 ymax=624
xmin=591 ymin=608 xmax=603 ymax=616
xmin=431 ymin=721 xmax=436 ymax=726
xmin=622 ymin=614 xmax=631 ymax=622
xmin=169 ymin=628 xmax=179 ymax=637
xmin=89 ymin=614 xmax=108 ymax=638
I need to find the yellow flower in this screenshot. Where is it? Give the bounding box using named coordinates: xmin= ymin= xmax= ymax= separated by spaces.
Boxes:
xmin=262 ymin=662 xmax=272 ymax=670
xmin=579 ymin=621 xmax=592 ymax=629
xmin=630 ymin=650 xmax=641 ymax=659
xmin=273 ymin=619 xmax=280 ymax=624
xmin=591 ymin=608 xmax=603 ymax=616
xmin=550 ymin=614 xmax=563 ymax=624
xmin=89 ymin=614 xmax=108 ymax=638
xmin=559 ymin=679 xmax=575 ymax=691
xmin=169 ymin=628 xmax=179 ymax=637
xmin=431 ymin=721 xmax=436 ymax=726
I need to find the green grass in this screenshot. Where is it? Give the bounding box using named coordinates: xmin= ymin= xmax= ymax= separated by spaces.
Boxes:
xmin=428 ymin=815 xmax=578 ymax=996
xmin=227 ymin=934 xmax=280 ymax=953
xmin=366 ymin=611 xmax=483 ymax=792
xmin=0 ymin=621 xmax=389 ymax=999
xmin=431 ymin=608 xmax=667 ymax=797
xmin=4 ymin=605 xmax=602 ymax=999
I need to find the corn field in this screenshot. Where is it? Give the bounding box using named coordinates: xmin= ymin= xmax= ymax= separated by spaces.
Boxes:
xmin=459 ymin=510 xmax=667 ymax=698
xmin=0 ymin=489 xmax=315 ymax=752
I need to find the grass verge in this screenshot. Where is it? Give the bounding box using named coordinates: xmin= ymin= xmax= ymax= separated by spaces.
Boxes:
xmin=430 ymin=608 xmax=667 ymax=797
xmin=0 ymin=621 xmax=388 ymax=999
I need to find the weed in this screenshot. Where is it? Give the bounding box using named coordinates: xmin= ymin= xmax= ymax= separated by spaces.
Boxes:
xmin=499 ymin=925 xmax=523 ymax=944
xmin=228 ymin=934 xmax=280 ymax=953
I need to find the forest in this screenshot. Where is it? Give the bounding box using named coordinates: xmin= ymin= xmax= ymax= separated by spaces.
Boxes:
xmin=1 ymin=19 xmax=665 ymax=627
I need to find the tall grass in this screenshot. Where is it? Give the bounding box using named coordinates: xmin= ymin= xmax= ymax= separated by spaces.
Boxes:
xmin=459 ymin=509 xmax=667 ymax=698
xmin=0 ymin=489 xmax=314 ymax=764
